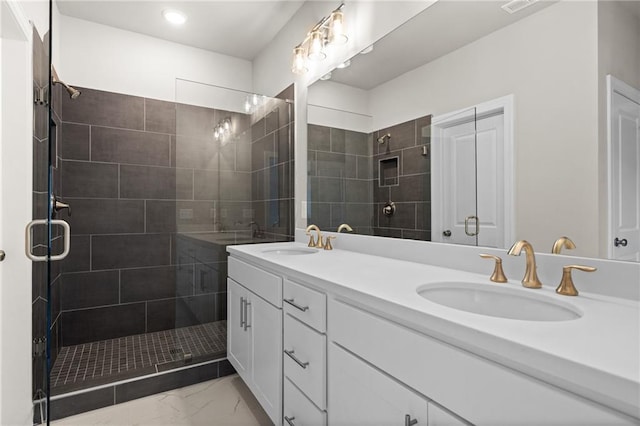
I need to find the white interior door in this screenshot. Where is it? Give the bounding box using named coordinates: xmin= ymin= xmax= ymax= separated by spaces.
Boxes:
xmin=609 ymin=76 xmax=640 ymax=261
xmin=476 ymin=112 xmax=504 ymax=248
xmin=0 ymin=2 xmax=36 ymax=424
xmin=441 ymin=115 xmax=477 ymax=246
xmin=436 ymin=108 xmax=506 ymax=248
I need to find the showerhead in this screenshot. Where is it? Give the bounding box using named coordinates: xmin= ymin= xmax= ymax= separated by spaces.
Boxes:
xmin=377 ymin=133 xmax=391 ymax=144
xmin=51 ymin=66 xmax=81 ymax=100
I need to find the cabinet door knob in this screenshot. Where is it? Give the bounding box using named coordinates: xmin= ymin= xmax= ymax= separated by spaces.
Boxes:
xmin=0 ymin=250 xmax=5 ymax=261
xmin=614 ymin=237 xmax=628 ymax=247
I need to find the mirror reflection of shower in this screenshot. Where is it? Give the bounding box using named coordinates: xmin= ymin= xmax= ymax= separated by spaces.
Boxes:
xmin=51 ymin=65 xmax=81 ymax=99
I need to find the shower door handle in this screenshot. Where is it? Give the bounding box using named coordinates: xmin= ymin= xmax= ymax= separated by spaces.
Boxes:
xmin=25 ymin=219 xmax=71 ymax=262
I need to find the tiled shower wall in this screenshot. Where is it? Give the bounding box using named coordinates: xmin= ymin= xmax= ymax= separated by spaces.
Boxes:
xmin=56 ymin=85 xmax=294 ymax=349
xmin=251 ymin=85 xmax=295 ymax=240
xmin=373 ymin=115 xmax=432 ymax=240
xmin=307 ymin=114 xmax=431 ymax=239
xmin=307 ymin=125 xmax=374 ymax=234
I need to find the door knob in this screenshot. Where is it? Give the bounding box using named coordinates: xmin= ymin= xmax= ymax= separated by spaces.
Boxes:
xmin=0 ymin=250 xmax=5 ymax=261
xmin=443 ymin=230 xmax=452 ymax=237
xmin=614 ymin=238 xmax=628 ymax=247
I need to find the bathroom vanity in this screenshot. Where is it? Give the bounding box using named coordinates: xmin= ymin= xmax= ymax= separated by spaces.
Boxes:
xmin=226 ymin=235 xmax=640 ymax=425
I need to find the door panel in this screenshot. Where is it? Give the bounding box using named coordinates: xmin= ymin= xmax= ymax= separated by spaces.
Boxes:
xmin=611 ymin=89 xmax=640 ymax=261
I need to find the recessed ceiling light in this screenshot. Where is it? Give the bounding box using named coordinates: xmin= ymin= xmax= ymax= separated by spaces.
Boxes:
xmin=162 ymin=9 xmax=187 ymax=25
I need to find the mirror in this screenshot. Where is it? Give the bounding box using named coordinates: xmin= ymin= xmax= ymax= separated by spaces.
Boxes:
xmin=305 ymin=0 xmax=640 ymax=261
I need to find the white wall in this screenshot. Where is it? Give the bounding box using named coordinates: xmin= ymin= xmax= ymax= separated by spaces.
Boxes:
xmin=58 ymin=14 xmax=253 ymax=103
xmin=0 ymin=1 xmax=35 ymax=424
xmin=308 ymin=80 xmax=371 ymax=133
xmin=363 ymin=1 xmax=600 ymax=257
xmin=253 ymin=1 xmax=435 ymax=97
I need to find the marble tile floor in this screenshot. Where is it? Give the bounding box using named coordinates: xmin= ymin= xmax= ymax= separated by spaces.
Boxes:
xmin=51 ymin=374 xmax=272 ymax=425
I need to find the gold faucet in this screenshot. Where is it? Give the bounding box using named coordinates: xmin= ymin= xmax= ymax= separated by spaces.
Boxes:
xmin=552 ymin=236 xmax=576 ymax=254
xmin=556 ymin=265 xmax=596 ymax=296
xmin=305 ymin=224 xmax=324 ymax=248
xmin=507 ymin=240 xmax=542 ymax=289
xmin=337 ymin=224 xmax=353 ymax=233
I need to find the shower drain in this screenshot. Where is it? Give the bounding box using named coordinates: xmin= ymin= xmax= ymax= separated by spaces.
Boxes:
xmin=168 ymin=348 xmax=193 ymax=363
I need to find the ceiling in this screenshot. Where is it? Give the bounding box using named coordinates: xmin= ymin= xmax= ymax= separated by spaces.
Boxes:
xmin=328 ymin=0 xmax=555 ymax=90
xmin=56 ymin=0 xmax=306 ymax=60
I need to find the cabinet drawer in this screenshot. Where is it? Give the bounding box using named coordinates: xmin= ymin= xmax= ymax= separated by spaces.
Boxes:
xmin=228 ymin=256 xmax=282 ymax=307
xmin=329 ymin=299 xmax=632 ymax=425
xmin=284 ymin=377 xmax=326 ymax=426
xmin=284 ymin=314 xmax=326 ymax=409
xmin=283 ymin=279 xmax=326 ymax=332
xmin=328 ymin=343 xmax=427 ymax=426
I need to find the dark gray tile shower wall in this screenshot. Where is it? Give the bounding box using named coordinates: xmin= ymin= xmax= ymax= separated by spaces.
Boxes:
xmin=308 ymin=114 xmax=431 ymax=240
xmin=373 ymin=115 xmax=432 ymax=240
xmin=57 ymin=85 xmax=294 ymax=348
xmin=58 ymin=87 xmax=230 ymax=346
xmin=308 ymin=125 xmax=374 ymax=234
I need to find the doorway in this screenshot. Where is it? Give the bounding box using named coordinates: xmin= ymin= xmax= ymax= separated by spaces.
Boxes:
xmin=607 ymin=75 xmax=640 ymax=261
xmin=431 ymin=95 xmax=514 ymax=249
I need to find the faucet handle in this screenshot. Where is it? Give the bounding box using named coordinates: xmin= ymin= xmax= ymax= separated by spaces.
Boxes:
xmin=324 ymin=236 xmax=336 ymax=250
xmin=556 ymin=264 xmax=597 ymax=296
xmin=306 ymin=232 xmax=316 ymax=248
xmin=479 ymin=254 xmax=508 ymax=283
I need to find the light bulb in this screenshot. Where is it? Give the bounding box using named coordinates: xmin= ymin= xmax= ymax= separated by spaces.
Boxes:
xmin=244 ymin=99 xmax=251 ymax=113
xmin=307 ymin=30 xmax=326 ymax=61
xmin=328 ymin=10 xmax=347 ymax=45
xmin=162 ymin=9 xmax=187 ymax=25
xmin=224 ymin=119 xmax=230 ymax=131
xmin=252 ymin=94 xmax=259 ymax=106
xmin=291 ymin=46 xmax=308 ymax=74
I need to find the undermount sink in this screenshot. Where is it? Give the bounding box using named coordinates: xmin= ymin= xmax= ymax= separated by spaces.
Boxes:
xmin=262 ymin=248 xmax=319 ymax=256
xmin=417 ymin=282 xmax=582 ymax=321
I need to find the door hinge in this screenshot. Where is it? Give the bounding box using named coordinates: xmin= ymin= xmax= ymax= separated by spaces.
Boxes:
xmin=32 ymin=337 xmax=47 ymax=357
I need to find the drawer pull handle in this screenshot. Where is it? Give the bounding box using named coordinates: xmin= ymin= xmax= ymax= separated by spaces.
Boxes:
xmin=240 ymin=297 xmax=245 ymax=328
xmin=284 ymin=298 xmax=309 ymax=312
xmin=284 ymin=416 xmax=296 ymax=426
xmin=244 ymin=301 xmax=251 ymax=331
xmin=284 ymin=349 xmax=309 ymax=369
xmin=405 ymin=414 xmax=418 ymax=426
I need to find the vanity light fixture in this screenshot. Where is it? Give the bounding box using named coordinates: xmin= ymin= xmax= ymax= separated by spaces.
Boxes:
xmin=162 ymin=9 xmax=187 ymax=25
xmin=291 ymin=3 xmax=348 ymax=75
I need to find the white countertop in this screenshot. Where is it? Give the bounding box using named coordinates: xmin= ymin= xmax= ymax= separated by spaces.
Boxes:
xmin=227 ymin=241 xmax=640 ymax=420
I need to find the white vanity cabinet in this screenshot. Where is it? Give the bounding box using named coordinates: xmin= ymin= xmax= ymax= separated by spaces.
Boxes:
xmin=227 ymin=257 xmax=283 ymax=425
xmin=283 ymin=279 xmax=328 ymax=425
xmin=329 ymin=343 xmax=428 ymax=426
xmin=328 ymin=298 xmax=634 ymax=425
